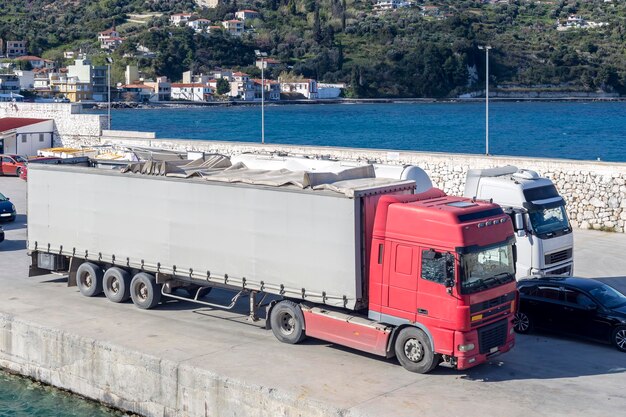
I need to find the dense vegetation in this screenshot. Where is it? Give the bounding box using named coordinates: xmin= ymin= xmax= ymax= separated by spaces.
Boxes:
xmin=1 ymin=0 xmax=625 ymax=97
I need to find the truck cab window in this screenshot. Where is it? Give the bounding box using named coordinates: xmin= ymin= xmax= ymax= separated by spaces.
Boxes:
xmin=528 ymin=205 xmax=570 ymax=237
xmin=421 ymin=250 xmax=453 ymax=284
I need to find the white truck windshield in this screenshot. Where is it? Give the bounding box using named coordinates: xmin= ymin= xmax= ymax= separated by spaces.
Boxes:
xmin=461 ymin=244 xmax=516 ymax=294
xmin=529 ymin=205 xmax=570 ymax=237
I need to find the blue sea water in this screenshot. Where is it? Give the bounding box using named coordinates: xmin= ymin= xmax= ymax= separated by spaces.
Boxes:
xmin=0 ymin=369 xmax=125 ymax=417
xmin=109 ymin=101 xmax=626 ymax=162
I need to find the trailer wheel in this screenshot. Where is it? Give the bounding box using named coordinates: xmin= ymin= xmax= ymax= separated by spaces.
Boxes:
xmin=269 ymin=300 xmax=306 ymax=344
xmin=103 ymin=267 xmax=131 ymax=303
xmin=394 ymin=327 xmax=440 ymax=374
xmin=130 ymin=272 xmax=161 ymax=309
xmin=76 ymin=262 xmax=103 ymax=297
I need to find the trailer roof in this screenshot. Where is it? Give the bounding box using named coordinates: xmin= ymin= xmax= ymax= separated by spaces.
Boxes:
xmin=31 ymin=163 xmax=416 ymax=198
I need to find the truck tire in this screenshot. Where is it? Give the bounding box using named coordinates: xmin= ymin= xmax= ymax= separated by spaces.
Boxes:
xmin=269 ymin=300 xmax=307 ymax=344
xmin=394 ymin=327 xmax=440 ymax=374
xmin=130 ymin=272 xmax=161 ymax=309
xmin=76 ymin=262 xmax=103 ymax=297
xmin=103 ymin=267 xmax=131 ymax=303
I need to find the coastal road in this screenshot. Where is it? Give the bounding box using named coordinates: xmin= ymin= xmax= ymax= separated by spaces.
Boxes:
xmin=1 ymin=176 xmax=625 ymax=417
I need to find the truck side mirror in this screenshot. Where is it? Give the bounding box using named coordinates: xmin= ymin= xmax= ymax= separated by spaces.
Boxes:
xmin=514 ymin=212 xmax=526 ymax=237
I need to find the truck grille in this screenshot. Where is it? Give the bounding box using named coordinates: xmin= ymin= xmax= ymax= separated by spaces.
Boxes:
xmin=470 ymin=292 xmax=516 ymax=313
xmin=478 ymin=319 xmax=508 ymax=354
xmin=545 ymin=249 xmax=572 ymax=265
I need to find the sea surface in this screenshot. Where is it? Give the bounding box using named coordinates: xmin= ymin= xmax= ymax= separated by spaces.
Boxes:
xmin=109 ymin=101 xmax=626 ymax=162
xmin=0 ymin=369 xmax=126 ymax=417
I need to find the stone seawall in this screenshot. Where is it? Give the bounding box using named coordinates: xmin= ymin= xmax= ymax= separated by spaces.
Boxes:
xmin=97 ymin=136 xmax=626 ymax=233
xmin=0 ymin=313 xmax=345 ymax=417
xmin=0 ymin=102 xmax=105 ymax=146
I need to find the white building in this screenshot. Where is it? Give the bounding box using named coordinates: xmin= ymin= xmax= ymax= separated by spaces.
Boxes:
xmin=317 ymin=83 xmax=345 ymax=99
xmin=14 ymin=70 xmax=35 ymax=90
xmin=0 ymin=74 xmax=20 ymax=94
xmin=14 ymin=56 xmax=54 ymax=70
xmin=280 ymin=79 xmax=318 ymax=99
xmin=170 ymin=13 xmax=194 ymax=26
xmin=253 ymin=79 xmax=280 ymax=100
xmin=235 ymin=10 xmax=260 ymax=21
xmin=222 ymin=20 xmax=244 ymax=36
xmin=187 ymin=18 xmax=211 ymax=32
xmin=0 ymin=118 xmax=54 ymax=156
xmin=171 ymin=83 xmax=213 ymax=101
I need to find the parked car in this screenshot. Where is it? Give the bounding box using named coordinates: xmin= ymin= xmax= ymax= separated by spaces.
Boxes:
xmin=0 ymin=192 xmax=16 ymax=222
xmin=514 ymin=276 xmax=626 ymax=352
xmin=0 ymin=154 xmax=27 ymax=177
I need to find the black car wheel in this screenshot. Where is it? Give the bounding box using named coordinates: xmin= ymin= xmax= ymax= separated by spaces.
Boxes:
xmin=513 ymin=311 xmax=532 ymax=334
xmin=613 ymin=326 xmax=626 ymax=352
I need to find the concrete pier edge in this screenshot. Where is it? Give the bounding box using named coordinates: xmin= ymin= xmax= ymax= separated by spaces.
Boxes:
xmin=0 ymin=312 xmax=349 ymax=417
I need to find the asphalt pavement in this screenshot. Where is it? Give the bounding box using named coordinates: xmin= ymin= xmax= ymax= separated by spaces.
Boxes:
xmin=1 ymin=175 xmax=625 ymax=417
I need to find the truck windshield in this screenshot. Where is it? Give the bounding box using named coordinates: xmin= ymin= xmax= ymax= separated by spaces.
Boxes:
xmin=528 ymin=205 xmax=570 ymax=238
xmin=460 ymin=244 xmax=515 ymax=294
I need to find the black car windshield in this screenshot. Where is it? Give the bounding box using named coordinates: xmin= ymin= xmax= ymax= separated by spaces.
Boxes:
xmin=14 ymin=156 xmax=27 ymax=163
xmin=460 ymin=244 xmax=516 ymax=294
xmin=528 ymin=205 xmax=570 ymax=236
xmin=0 ymin=192 xmax=7 ymax=201
xmin=589 ymin=283 xmax=626 ymax=309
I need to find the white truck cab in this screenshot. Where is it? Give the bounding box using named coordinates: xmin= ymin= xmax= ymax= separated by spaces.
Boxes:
xmin=463 ymin=166 xmax=573 ymax=278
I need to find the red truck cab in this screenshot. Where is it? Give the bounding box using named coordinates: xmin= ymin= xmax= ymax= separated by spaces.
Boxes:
xmin=0 ymin=154 xmax=27 ymax=177
xmin=368 ymin=190 xmax=517 ymax=372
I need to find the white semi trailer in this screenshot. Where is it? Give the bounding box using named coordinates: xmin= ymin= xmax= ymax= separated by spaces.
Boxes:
xmin=231 ymin=154 xmax=573 ymax=279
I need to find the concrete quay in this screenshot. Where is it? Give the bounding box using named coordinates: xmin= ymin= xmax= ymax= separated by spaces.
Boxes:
xmin=1 ymin=176 xmax=626 ymax=417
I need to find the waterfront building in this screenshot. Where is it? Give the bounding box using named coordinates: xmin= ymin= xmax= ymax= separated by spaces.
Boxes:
xmin=222 ymin=20 xmax=244 ymax=36
xmin=119 ymin=83 xmax=154 ymax=102
xmin=13 ymin=70 xmax=35 ymax=90
xmin=229 ymin=72 xmax=255 ymax=100
xmin=252 ymin=79 xmax=280 ymax=101
xmin=279 ymin=78 xmax=318 ymax=99
xmin=49 ymin=74 xmax=92 ymax=102
xmin=317 ymin=83 xmax=345 ymax=99
xmin=67 ymin=59 xmax=108 ymax=102
xmin=0 ymin=74 xmax=20 ymax=95
xmin=144 ymin=76 xmax=171 ymax=101
xmin=171 ymin=83 xmax=214 ymax=101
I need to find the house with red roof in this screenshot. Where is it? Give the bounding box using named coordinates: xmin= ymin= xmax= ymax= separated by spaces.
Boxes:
xmin=170 ymin=13 xmax=195 ymax=26
xmin=222 ymin=20 xmax=244 ymax=36
xmin=171 ymin=83 xmax=213 ymax=102
xmin=98 ymin=26 xmax=124 ymax=50
xmin=14 ymin=56 xmax=54 ymax=70
xmin=0 ymin=117 xmax=54 ymax=155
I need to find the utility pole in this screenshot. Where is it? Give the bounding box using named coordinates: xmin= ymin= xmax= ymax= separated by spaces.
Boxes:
xmin=255 ymin=50 xmax=267 ymax=144
xmin=106 ymin=56 xmax=113 ymax=131
xmin=478 ymin=45 xmax=492 ymax=155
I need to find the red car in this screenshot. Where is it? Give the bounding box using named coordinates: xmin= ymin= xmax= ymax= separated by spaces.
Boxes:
xmin=0 ymin=154 xmax=27 ymax=177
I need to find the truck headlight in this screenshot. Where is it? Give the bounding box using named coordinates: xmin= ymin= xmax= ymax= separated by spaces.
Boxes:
xmin=458 ymin=343 xmax=475 ymax=352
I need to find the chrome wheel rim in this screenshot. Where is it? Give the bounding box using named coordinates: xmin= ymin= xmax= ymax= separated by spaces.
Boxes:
xmin=137 ymin=282 xmax=148 ymax=301
xmin=81 ymin=273 xmax=92 ymax=288
xmin=514 ymin=312 xmax=529 ymax=332
xmin=404 ymin=338 xmax=424 ymax=363
xmin=616 ymin=329 xmax=626 ymax=350
xmin=109 ymin=277 xmax=120 ymax=294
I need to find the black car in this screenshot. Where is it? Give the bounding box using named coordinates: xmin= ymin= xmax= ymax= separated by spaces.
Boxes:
xmin=514 ymin=277 xmax=626 ymax=352
xmin=0 ymin=192 xmax=16 ymax=222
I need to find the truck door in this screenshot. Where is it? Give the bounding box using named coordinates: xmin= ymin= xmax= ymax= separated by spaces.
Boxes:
xmin=416 ymin=249 xmax=456 ymax=325
xmin=386 ymin=242 xmax=418 ymax=322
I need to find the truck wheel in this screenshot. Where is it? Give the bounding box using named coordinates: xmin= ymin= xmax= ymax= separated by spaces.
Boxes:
xmin=394 ymin=327 xmax=440 ymax=374
xmin=269 ymin=300 xmax=306 ymax=344
xmin=130 ymin=272 xmax=161 ymax=309
xmin=103 ymin=267 xmax=131 ymax=303
xmin=613 ymin=326 xmax=626 ymax=352
xmin=76 ymin=262 xmax=103 ymax=297
xmin=513 ymin=311 xmax=532 ymax=334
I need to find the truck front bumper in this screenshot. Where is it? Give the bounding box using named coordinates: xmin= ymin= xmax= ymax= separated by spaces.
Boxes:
xmin=453 ymin=319 xmax=515 ymax=371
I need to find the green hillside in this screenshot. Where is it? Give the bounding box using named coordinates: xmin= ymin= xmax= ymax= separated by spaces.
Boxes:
xmin=1 ymin=0 xmax=625 ymax=97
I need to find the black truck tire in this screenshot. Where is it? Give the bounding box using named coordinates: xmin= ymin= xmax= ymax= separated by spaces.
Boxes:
xmin=269 ymin=300 xmax=307 ymax=344
xmin=130 ymin=272 xmax=161 ymax=309
xmin=394 ymin=327 xmax=440 ymax=374
xmin=103 ymin=267 xmax=132 ymax=303
xmin=76 ymin=262 xmax=103 ymax=297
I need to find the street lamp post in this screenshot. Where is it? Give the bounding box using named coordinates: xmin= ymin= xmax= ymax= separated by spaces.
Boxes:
xmin=478 ymin=45 xmax=492 ymax=155
xmin=255 ymin=50 xmax=267 ymax=145
xmin=106 ymin=57 xmax=113 ymax=131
